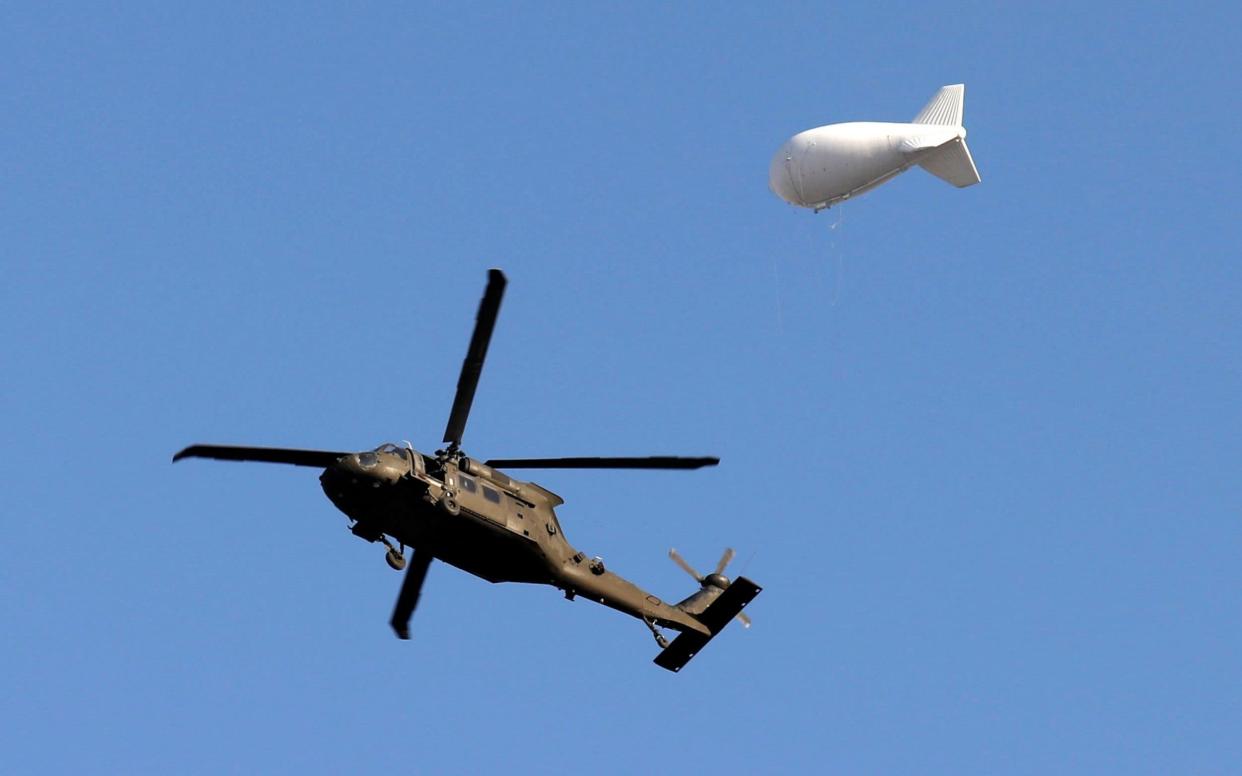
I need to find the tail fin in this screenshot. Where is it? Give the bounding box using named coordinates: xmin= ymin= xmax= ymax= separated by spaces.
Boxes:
xmin=911 ymin=84 xmax=980 ymax=187
xmin=919 ymin=138 xmax=981 ymax=187
xmin=913 ymin=84 xmax=965 ymax=126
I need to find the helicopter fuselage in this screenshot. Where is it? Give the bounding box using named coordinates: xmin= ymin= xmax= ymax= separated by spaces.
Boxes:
xmin=173 ymin=270 xmax=758 ymax=671
xmin=318 ymin=443 xmax=710 ymax=636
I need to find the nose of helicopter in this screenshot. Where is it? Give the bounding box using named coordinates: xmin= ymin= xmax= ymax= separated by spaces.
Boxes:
xmin=319 ymin=456 xmax=376 ymax=515
xmin=319 ymin=451 xmax=405 ymax=494
xmin=319 ymin=457 xmax=356 ymax=500
xmin=333 ymin=452 xmax=370 ymax=476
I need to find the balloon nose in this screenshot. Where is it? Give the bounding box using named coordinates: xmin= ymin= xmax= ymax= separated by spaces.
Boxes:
xmin=768 ymin=140 xmax=804 ymax=206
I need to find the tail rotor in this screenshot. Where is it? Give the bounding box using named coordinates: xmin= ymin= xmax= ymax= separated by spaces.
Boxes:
xmin=668 ymin=547 xmax=753 ymax=628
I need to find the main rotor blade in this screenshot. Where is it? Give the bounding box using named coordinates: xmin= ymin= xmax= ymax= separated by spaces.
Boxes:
xmin=668 ymin=549 xmax=703 ymax=582
xmin=390 ymin=549 xmax=433 ymax=640
xmin=714 ymin=547 xmax=736 ymax=576
xmin=443 ymin=269 xmax=507 ymax=448
xmin=172 ymin=445 xmax=347 ymax=467
xmin=484 ymin=456 xmax=720 ymax=470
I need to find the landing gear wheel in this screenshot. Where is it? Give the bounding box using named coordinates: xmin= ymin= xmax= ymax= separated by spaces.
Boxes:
xmin=385 ymin=547 xmax=407 ymax=571
xmin=440 ymin=494 xmax=461 ymax=516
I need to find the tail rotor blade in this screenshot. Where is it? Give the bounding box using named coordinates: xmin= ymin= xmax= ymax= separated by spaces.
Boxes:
xmin=714 ymin=547 xmax=736 ymax=576
xmin=736 ymin=611 xmax=752 ymax=629
xmin=668 ymin=548 xmax=703 ymax=582
xmin=389 ymin=550 xmax=433 ymax=640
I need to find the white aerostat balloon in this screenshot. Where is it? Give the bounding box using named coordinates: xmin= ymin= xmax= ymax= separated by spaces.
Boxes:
xmin=769 ymin=84 xmax=981 ymax=212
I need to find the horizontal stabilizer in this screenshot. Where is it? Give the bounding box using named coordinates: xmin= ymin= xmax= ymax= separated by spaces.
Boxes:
xmin=654 ymin=577 xmax=761 ymax=673
xmin=913 ymin=84 xmax=965 ymax=126
xmin=918 ymin=138 xmax=981 ymax=188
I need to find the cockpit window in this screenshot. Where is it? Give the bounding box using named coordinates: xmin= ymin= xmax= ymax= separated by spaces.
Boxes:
xmin=375 ymin=443 xmax=409 ymax=460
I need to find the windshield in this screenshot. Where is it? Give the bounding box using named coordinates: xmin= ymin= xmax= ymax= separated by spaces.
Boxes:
xmin=375 ymin=442 xmax=408 ymax=459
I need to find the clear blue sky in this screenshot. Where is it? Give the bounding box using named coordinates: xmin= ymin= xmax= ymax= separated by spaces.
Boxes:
xmin=3 ymin=3 xmax=1239 ymax=774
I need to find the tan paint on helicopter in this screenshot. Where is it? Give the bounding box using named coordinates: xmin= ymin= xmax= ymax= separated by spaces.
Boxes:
xmin=173 ymin=269 xmax=759 ymax=671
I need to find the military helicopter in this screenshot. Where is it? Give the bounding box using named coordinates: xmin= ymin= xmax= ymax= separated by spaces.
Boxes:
xmin=173 ymin=270 xmax=759 ymax=672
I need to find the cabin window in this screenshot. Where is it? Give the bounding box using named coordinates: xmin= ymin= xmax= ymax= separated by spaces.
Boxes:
xmin=482 ymin=485 xmax=501 ymax=504
xmin=459 ymin=475 xmax=477 ymax=493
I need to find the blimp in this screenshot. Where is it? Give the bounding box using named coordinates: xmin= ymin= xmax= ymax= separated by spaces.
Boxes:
xmin=769 ymin=84 xmax=981 ymax=211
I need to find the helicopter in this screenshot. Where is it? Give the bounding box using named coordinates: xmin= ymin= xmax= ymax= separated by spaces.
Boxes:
xmin=173 ymin=269 xmax=759 ymax=672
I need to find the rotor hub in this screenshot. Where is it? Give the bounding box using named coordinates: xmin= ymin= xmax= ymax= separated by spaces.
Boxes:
xmin=704 ymin=573 xmax=730 ymax=590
